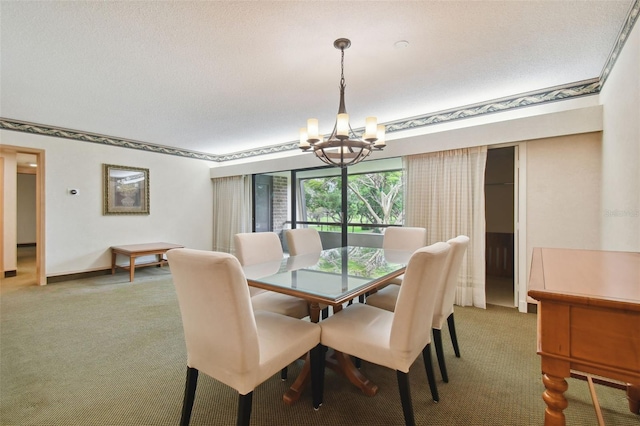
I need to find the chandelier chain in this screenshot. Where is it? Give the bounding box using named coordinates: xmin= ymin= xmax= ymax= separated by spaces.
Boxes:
xmin=340 ymin=47 xmax=345 ymax=88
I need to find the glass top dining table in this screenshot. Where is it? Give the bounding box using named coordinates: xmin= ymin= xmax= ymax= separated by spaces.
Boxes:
xmin=243 ymin=245 xmax=414 ymax=404
xmin=243 ymin=245 xmax=413 ymax=309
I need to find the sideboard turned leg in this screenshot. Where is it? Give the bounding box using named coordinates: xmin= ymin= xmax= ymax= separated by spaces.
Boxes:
xmin=542 ymin=374 xmax=568 ymax=426
xmin=628 ymin=384 xmax=640 ymax=414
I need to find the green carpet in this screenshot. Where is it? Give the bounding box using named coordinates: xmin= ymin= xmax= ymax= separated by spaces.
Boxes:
xmin=1 ymin=268 xmax=638 ymax=425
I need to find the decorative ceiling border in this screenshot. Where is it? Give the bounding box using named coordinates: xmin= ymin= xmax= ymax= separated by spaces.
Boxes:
xmin=0 ymin=119 xmax=219 ymax=161
xmin=0 ymin=78 xmax=602 ymax=163
xmin=600 ymin=0 xmax=640 ymax=85
xmin=0 ymin=0 xmax=636 ymax=163
xmin=383 ymin=78 xmax=601 ymax=134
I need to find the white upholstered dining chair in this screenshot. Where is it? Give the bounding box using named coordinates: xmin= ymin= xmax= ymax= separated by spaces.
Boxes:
xmin=318 ymin=242 xmax=451 ymax=426
xmin=382 ymin=227 xmax=427 ymax=285
xmin=431 ymin=235 xmax=469 ymax=382
xmin=234 ymin=232 xmax=310 ymax=320
xmin=285 ymin=228 xmax=323 ymax=256
xmin=366 ymin=235 xmax=470 ymax=383
xmin=235 ymin=232 xmax=315 ymax=380
xmin=166 ymin=248 xmax=323 ymax=426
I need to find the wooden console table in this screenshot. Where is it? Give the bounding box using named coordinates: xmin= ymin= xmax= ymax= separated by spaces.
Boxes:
xmin=528 ymin=247 xmax=640 ymax=425
xmin=111 ymin=242 xmax=184 ymax=282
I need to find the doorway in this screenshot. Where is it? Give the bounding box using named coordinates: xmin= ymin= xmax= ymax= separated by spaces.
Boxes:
xmin=484 ymin=146 xmax=515 ymax=307
xmin=1 ymin=147 xmax=45 ymax=288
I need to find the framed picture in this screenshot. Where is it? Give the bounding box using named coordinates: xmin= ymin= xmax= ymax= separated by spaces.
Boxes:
xmin=103 ymin=164 xmax=149 ymax=215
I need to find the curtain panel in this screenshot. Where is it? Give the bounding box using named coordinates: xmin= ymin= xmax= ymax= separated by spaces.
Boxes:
xmin=212 ymin=175 xmax=252 ymax=254
xmin=404 ymin=146 xmax=488 ymax=308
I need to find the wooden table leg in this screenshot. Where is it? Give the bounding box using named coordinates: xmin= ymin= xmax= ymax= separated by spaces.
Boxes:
xmin=111 ymin=251 xmax=117 ymax=275
xmin=628 ymin=383 xmax=640 ymax=414
xmin=283 ymin=353 xmax=311 ymax=405
xmin=129 ymin=256 xmax=135 ymax=282
xmin=542 ymin=373 xmax=568 ymax=426
xmin=333 ymin=351 xmax=379 ymax=396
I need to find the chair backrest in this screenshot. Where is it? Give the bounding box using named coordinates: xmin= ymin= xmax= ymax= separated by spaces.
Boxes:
xmin=390 ymin=241 xmax=450 ymax=372
xmin=234 ymin=232 xmax=283 ymax=266
xmin=285 ymin=228 xmax=323 ymax=256
xmin=383 ymin=227 xmax=427 ymax=252
xmin=167 ymin=248 xmax=260 ymax=392
xmin=432 ymin=235 xmax=470 ymax=329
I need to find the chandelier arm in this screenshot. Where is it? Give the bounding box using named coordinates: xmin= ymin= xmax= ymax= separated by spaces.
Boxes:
xmin=313 ymin=138 xmax=371 ymax=150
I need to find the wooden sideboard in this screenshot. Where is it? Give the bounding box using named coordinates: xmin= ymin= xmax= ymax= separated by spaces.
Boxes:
xmin=528 ymin=247 xmax=640 ymax=425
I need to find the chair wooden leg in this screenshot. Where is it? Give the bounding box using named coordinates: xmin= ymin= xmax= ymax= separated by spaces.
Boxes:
xmin=310 ymin=344 xmax=325 ymax=409
xmin=396 ymin=371 xmax=416 ymax=426
xmin=237 ymin=392 xmax=253 ymax=426
xmin=433 ymin=328 xmax=449 ymax=383
xmin=322 ymin=307 xmax=329 ymax=320
xmin=447 ymin=313 xmax=460 ymax=358
xmin=180 ymin=367 xmax=198 ymax=426
xmin=280 ymin=366 xmax=288 ymax=381
xmin=422 ymin=344 xmax=439 ymax=402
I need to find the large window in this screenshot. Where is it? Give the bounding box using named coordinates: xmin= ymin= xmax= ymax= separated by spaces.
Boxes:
xmin=254 ymin=157 xmax=404 ymax=251
xmin=298 ymin=166 xmax=403 ymax=233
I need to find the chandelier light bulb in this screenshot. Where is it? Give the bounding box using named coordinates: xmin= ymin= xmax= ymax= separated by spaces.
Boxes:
xmin=306 ymin=118 xmax=320 ymax=142
xmin=364 ymin=117 xmax=378 ymax=141
xmin=375 ymin=124 xmax=386 ymax=148
xmin=336 ymin=113 xmax=350 ymax=138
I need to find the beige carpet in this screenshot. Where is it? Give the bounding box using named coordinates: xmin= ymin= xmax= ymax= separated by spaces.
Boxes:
xmin=1 ymin=267 xmax=638 ymax=425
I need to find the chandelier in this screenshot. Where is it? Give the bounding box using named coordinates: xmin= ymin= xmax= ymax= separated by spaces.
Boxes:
xmin=299 ymin=38 xmax=385 ymax=167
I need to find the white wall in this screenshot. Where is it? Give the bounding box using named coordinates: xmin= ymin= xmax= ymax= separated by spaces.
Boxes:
xmin=17 ymin=173 xmax=37 ymax=244
xmin=526 ymin=133 xmax=603 ymax=274
xmin=1 ymin=130 xmax=215 ymax=277
xmin=600 ymin=21 xmax=640 ymax=251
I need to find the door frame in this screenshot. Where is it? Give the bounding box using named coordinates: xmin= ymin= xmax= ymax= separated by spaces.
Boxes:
xmin=515 ymin=142 xmax=528 ymax=313
xmin=1 ymin=145 xmax=46 ymax=285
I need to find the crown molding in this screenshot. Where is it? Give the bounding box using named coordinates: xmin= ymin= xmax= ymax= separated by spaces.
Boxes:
xmin=0 ymin=78 xmax=602 ymax=163
xmin=600 ymin=0 xmax=640 ymax=85
xmin=0 ymin=119 xmax=220 ymax=161
xmin=384 ymin=79 xmax=601 ymax=134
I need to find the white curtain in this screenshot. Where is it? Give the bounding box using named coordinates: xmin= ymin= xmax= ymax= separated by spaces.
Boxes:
xmin=212 ymin=175 xmax=252 ymax=254
xmin=404 ymin=146 xmax=487 ymax=308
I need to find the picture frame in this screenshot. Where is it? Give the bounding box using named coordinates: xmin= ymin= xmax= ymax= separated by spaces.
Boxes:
xmin=103 ymin=164 xmax=149 ymax=215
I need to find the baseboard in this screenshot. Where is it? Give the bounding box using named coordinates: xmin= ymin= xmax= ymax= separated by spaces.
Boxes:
xmin=47 ymin=268 xmax=112 ymax=284
xmin=4 ymin=270 xmax=17 ymax=278
xmin=17 ymin=243 xmax=37 ymax=247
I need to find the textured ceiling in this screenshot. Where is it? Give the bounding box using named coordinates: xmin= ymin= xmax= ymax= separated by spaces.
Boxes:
xmin=0 ymin=1 xmax=635 ymax=157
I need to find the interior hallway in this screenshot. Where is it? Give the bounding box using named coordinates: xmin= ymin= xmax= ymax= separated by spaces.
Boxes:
xmin=486 ymin=276 xmax=515 ymax=308
xmin=1 ymin=246 xmax=37 ymax=294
